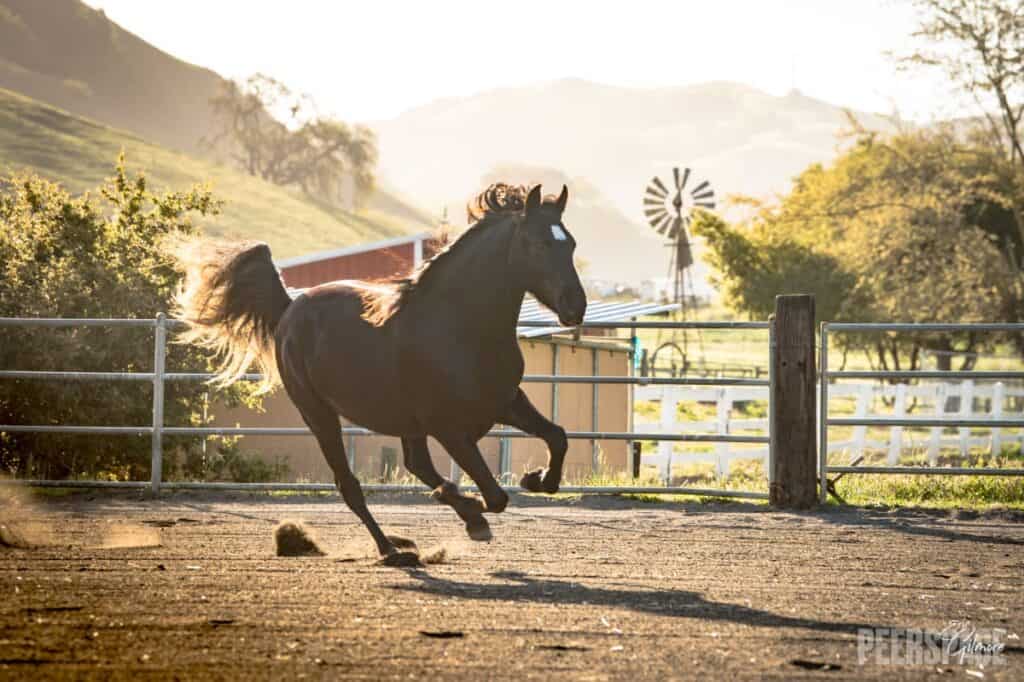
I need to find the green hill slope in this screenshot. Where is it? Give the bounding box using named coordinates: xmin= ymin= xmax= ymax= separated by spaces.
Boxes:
xmin=0 ymin=87 xmax=433 ymax=259
xmin=0 ymin=0 xmax=222 ymax=154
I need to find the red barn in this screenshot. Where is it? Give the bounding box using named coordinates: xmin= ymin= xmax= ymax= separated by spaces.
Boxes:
xmin=276 ymin=232 xmax=441 ymax=289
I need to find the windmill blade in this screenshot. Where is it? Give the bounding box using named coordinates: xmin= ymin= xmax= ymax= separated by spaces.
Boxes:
xmin=648 ymin=176 xmax=669 ymax=197
xmin=644 ymin=188 xmax=668 ymax=203
xmin=644 ymin=207 xmax=668 ymax=221
xmin=643 ymin=196 xmax=667 ymax=207
xmin=672 ymin=167 xmax=681 ymax=190
xmin=692 ymin=189 xmax=715 ymax=200
xmin=694 ymin=200 xmax=716 ymax=210
xmin=645 ymin=214 xmax=669 ymax=231
xmin=679 ymin=167 xmax=691 ymax=192
xmin=690 ymin=180 xmax=711 ymax=196
xmin=655 ymin=213 xmax=673 ymax=235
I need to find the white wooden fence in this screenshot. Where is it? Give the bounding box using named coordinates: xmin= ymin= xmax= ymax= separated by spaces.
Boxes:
xmin=636 ymin=381 xmax=1024 ymax=481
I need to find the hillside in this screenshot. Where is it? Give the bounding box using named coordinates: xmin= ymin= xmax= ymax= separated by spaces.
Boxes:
xmin=0 ymin=87 xmax=433 ymax=258
xmin=376 ymin=79 xmax=892 ymax=215
xmin=374 ymin=79 xmax=894 ymax=284
xmin=0 ymin=0 xmax=221 ymax=154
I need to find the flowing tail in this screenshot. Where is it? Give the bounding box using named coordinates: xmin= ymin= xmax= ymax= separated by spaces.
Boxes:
xmin=169 ymin=237 xmax=292 ymax=393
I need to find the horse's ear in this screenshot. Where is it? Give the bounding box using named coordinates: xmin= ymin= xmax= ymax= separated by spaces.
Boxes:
xmin=525 ymin=185 xmax=542 ymax=214
xmin=556 ymin=184 xmax=568 ymax=213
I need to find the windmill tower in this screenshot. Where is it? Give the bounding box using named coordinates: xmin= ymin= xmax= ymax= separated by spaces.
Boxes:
xmin=642 ymin=167 xmax=716 ymax=305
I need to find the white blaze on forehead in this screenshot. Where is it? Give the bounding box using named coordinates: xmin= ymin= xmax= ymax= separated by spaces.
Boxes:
xmin=550 ymin=224 xmax=568 ymax=241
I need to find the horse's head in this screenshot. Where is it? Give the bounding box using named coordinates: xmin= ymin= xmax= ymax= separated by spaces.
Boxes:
xmin=510 ymin=184 xmax=587 ymax=326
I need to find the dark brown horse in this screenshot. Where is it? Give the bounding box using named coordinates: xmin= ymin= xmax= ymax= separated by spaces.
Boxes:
xmin=172 ymin=184 xmax=586 ymax=565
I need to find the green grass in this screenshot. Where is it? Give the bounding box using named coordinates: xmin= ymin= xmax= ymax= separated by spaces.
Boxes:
xmin=530 ymin=456 xmax=1024 ymax=510
xmin=0 ymin=87 xmax=433 ymax=259
xmin=830 ymin=474 xmax=1024 ymax=510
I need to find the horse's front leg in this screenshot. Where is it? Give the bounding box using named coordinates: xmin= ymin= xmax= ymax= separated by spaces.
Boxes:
xmin=499 ymin=388 xmax=567 ymax=494
xmin=401 ymin=436 xmax=492 ymax=542
xmin=434 ymin=432 xmax=509 ymax=515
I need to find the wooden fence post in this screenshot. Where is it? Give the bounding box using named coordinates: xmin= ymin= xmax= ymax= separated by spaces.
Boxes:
xmin=770 ymin=294 xmax=818 ymax=508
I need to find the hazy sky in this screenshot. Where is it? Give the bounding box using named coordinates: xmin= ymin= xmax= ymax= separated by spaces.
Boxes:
xmin=84 ymin=0 xmax=960 ymax=123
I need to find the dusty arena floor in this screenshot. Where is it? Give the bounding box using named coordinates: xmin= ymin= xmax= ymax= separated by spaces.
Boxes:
xmin=1 ymin=490 xmax=1022 ymax=681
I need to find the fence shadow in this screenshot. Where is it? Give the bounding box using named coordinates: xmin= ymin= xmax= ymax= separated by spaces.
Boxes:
xmin=815 ymin=506 xmax=1024 ymax=547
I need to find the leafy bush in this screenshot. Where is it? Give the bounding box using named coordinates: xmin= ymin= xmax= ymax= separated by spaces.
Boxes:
xmin=0 ymin=155 xmax=256 ymax=480
xmin=171 ymin=437 xmax=289 ymax=484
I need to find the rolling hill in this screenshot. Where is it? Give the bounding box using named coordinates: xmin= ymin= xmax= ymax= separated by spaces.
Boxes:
xmin=0 ymin=0 xmax=893 ymax=287
xmin=375 ymin=79 xmax=892 ymax=215
xmin=0 ymin=87 xmax=433 ymax=259
xmin=0 ymin=0 xmax=221 ymax=154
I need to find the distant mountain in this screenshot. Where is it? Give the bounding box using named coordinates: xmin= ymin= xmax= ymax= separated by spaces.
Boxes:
xmin=374 ymin=79 xmax=893 ymax=284
xmin=0 ymin=0 xmax=222 ymax=153
xmin=0 ymin=87 xmax=432 ymax=259
xmin=462 ymin=164 xmax=664 ymax=285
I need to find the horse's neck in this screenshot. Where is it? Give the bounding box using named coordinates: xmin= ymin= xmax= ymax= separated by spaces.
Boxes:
xmin=425 ymin=220 xmax=524 ymax=336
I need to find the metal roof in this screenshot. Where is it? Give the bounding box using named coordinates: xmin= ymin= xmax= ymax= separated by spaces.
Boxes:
xmin=516 ymin=298 xmax=679 ymax=338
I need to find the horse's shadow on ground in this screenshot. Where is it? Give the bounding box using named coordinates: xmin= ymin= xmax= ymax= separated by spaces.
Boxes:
xmin=392 ymin=569 xmax=878 ymax=636
xmin=391 ymin=569 xmax=1024 ymax=659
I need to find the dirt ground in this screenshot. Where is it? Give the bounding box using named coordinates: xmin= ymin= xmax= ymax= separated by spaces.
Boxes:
xmin=0 ymin=490 xmax=1022 ymax=681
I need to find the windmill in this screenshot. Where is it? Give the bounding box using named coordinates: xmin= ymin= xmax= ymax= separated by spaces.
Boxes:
xmin=643 ymin=167 xmax=716 ymax=304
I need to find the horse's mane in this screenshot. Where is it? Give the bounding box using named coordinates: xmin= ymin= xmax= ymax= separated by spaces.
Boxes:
xmin=360 ymin=183 xmax=533 ymax=326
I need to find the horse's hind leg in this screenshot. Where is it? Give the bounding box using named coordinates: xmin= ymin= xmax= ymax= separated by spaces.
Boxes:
xmin=401 ymin=437 xmax=491 ymax=541
xmin=296 ymin=398 xmax=418 ymax=566
xmin=499 ymin=388 xmax=567 ymax=494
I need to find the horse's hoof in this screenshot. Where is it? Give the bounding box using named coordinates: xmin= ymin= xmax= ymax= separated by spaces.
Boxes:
xmin=465 ymin=516 xmax=492 ymax=542
xmin=378 ymin=550 xmax=422 ymax=568
xmin=519 ymin=469 xmax=545 ymax=493
xmin=541 ymin=476 xmax=561 ymax=494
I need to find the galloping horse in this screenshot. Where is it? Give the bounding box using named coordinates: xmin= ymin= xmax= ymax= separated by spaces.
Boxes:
xmin=172 ymin=184 xmax=587 ymax=565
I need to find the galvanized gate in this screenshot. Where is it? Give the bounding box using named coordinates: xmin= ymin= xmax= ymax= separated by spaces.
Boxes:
xmin=819 ymin=322 xmax=1024 ymax=503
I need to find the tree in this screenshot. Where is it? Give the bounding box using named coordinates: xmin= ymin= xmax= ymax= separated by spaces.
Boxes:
xmin=904 ymin=0 xmax=1024 ymax=267
xmin=694 ymin=127 xmax=1021 ymax=371
xmin=0 ymin=155 xmax=258 ymax=480
xmin=206 ymin=74 xmax=378 ymax=207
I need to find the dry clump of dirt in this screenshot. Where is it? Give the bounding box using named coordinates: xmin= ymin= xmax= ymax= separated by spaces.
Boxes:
xmin=274 ymin=520 xmax=326 ymax=557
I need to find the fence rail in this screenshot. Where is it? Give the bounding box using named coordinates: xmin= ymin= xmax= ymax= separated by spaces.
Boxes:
xmin=1 ymin=314 xmax=773 ymax=500
xmin=819 ymin=321 xmax=1024 ymax=503
xmin=13 ymin=312 xmax=1018 ymax=505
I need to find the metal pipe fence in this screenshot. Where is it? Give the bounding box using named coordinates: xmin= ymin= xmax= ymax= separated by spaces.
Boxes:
xmin=819 ymin=322 xmax=1024 ymax=503
xmin=0 ymin=315 xmax=773 ymax=499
